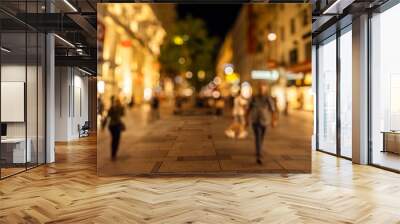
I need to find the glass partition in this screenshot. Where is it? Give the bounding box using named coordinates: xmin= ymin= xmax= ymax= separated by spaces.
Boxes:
xmin=27 ymin=31 xmax=38 ymax=169
xmin=339 ymin=28 xmax=352 ymax=158
xmin=38 ymin=32 xmax=45 ymax=165
xmin=317 ymin=35 xmax=337 ymax=154
xmin=371 ymin=3 xmax=400 ymax=171
xmin=1 ymin=30 xmax=28 ymax=177
xmin=0 ymin=1 xmax=46 ymax=179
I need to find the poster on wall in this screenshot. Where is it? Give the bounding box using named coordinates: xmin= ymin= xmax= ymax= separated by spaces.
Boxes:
xmin=1 ymin=82 xmax=25 ymax=122
xmin=97 ymin=3 xmax=313 ymax=176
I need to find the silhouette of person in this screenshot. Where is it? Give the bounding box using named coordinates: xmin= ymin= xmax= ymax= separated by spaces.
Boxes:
xmin=104 ymin=96 xmax=125 ymax=160
xmin=151 ymin=93 xmax=160 ymax=120
xmin=246 ymin=83 xmax=276 ymax=164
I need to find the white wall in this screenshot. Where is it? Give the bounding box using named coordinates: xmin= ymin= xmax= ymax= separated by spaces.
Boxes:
xmin=55 ymin=67 xmax=89 ymax=141
xmin=1 ymin=65 xmax=36 ymax=137
xmin=1 ymin=64 xmax=46 ymax=164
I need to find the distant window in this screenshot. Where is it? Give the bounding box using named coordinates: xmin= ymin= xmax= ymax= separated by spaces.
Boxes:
xmin=305 ymin=41 xmax=312 ymax=60
xmin=289 ymin=48 xmax=298 ymax=65
xmin=290 ymin=18 xmax=296 ymax=34
xmin=302 ymin=9 xmax=308 ymax=26
xmin=256 ymin=42 xmax=263 ymax=53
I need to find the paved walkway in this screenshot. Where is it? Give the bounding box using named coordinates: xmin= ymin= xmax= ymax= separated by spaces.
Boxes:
xmin=98 ymin=103 xmax=313 ymax=175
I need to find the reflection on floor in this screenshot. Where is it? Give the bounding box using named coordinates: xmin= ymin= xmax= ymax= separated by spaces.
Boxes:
xmin=98 ymin=104 xmax=312 ymax=175
xmin=373 ymin=151 xmax=400 ymax=170
xmin=0 ymin=167 xmax=25 ymax=178
xmin=1 ymin=135 xmax=400 ymax=223
xmin=1 ymin=163 xmax=45 ymax=179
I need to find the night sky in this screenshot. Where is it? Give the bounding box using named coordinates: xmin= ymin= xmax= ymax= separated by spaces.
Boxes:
xmin=177 ymin=4 xmax=242 ymax=41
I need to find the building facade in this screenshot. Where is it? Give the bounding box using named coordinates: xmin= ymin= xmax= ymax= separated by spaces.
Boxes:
xmin=218 ymin=4 xmax=312 ymax=111
xmin=97 ymin=3 xmax=171 ymax=110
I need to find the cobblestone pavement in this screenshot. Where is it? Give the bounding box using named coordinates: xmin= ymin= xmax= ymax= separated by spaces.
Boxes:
xmin=98 ymin=102 xmax=312 ymax=175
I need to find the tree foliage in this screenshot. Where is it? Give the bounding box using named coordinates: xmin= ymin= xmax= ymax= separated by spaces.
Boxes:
xmin=159 ymin=16 xmax=219 ymax=91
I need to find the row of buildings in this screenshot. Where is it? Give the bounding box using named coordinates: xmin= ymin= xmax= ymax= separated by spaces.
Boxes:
xmin=97 ymin=4 xmax=176 ymax=110
xmin=216 ymin=4 xmax=313 ymax=112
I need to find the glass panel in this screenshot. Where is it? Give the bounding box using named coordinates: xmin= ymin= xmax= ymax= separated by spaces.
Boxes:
xmin=371 ymin=4 xmax=400 ymax=171
xmin=317 ymin=36 xmax=337 ymax=154
xmin=27 ymin=30 xmax=38 ymax=169
xmin=1 ymin=30 xmax=28 ymax=177
xmin=38 ymin=32 xmax=45 ymax=165
xmin=339 ymin=29 xmax=352 ymax=158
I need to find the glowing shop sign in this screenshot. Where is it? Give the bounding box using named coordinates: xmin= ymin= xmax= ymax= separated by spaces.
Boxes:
xmin=251 ymin=70 xmax=279 ymax=80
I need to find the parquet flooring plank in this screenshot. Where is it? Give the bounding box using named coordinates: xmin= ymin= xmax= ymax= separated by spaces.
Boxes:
xmin=1 ymin=136 xmax=400 ymax=223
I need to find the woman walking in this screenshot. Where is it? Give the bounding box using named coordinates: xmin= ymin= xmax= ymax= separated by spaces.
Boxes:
xmin=103 ymin=96 xmax=125 ymax=161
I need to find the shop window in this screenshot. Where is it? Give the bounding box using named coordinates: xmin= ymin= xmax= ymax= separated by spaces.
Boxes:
xmin=371 ymin=3 xmax=400 ymax=171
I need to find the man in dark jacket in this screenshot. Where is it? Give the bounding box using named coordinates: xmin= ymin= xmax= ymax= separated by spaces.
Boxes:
xmin=246 ymin=83 xmax=276 ymax=164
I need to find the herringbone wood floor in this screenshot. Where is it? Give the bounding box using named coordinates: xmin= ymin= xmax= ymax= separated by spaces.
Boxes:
xmin=1 ymin=136 xmax=400 ymax=223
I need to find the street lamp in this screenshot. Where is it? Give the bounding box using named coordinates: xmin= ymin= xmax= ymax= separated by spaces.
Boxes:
xmin=198 ymin=70 xmax=206 ymax=80
xmin=224 ymin=64 xmax=234 ymax=75
xmin=185 ymin=71 xmax=193 ymax=79
xmin=173 ymin=36 xmax=184 ymax=45
xmin=267 ymin=32 xmax=277 ymax=42
xmin=178 ymin=57 xmax=186 ymax=64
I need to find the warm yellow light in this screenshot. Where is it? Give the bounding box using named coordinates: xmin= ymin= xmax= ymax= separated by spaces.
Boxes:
xmin=144 ymin=88 xmax=153 ymax=101
xmin=97 ymin=80 xmax=105 ymax=94
xmin=213 ymin=77 xmax=222 ymax=85
xmin=226 ymin=72 xmax=239 ymax=83
xmin=224 ymin=64 xmax=234 ymax=75
xmin=268 ymin=33 xmax=277 ymax=41
xmin=130 ymin=21 xmax=138 ymax=32
xmin=178 ymin=57 xmax=186 ymax=64
xmin=173 ymin=36 xmax=184 ymax=45
xmin=182 ymin=88 xmax=193 ymax=97
xmin=230 ymin=84 xmax=240 ymax=95
xmin=122 ymin=75 xmax=132 ymax=96
xmin=241 ymin=82 xmax=252 ymax=99
xmin=304 ymin=73 xmax=312 ymax=85
xmin=185 ymin=71 xmax=193 ymax=79
xmin=212 ymin=90 xmax=221 ymax=99
xmin=198 ymin=70 xmax=206 ymax=80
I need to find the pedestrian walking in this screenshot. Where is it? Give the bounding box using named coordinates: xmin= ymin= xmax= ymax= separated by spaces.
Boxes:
xmin=103 ymin=96 xmax=125 ymax=161
xmin=225 ymin=90 xmax=248 ymax=139
xmin=151 ymin=94 xmax=160 ymax=120
xmin=246 ymin=83 xmax=276 ymax=164
xmin=128 ymin=95 xmax=135 ymax=108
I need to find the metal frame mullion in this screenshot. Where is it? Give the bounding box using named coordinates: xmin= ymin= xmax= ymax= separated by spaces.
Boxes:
xmin=25 ymin=0 xmax=28 ymax=171
xmin=336 ymin=27 xmax=341 ymax=157
xmin=315 ymin=44 xmax=320 ymax=151
xmin=367 ymin=10 xmax=373 ymax=165
xmin=0 ymin=19 xmax=2 ymax=179
xmin=36 ymin=0 xmax=39 ymax=168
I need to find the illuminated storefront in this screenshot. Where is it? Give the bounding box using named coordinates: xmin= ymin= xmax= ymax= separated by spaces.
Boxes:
xmin=98 ymin=4 xmax=166 ymax=108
